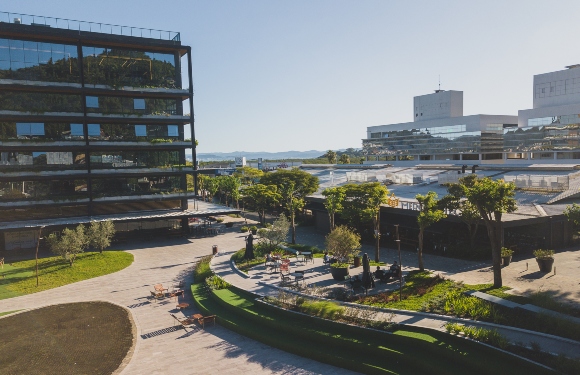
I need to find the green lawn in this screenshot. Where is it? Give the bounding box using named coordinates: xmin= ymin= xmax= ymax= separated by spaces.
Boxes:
xmin=0 ymin=310 xmax=20 ymax=317
xmin=231 ymin=248 xmax=265 ymax=273
xmin=0 ymin=251 xmax=133 ymax=300
xmin=191 ymin=282 xmax=554 ymax=375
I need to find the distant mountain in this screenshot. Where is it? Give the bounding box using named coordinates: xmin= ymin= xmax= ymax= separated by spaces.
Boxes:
xmin=186 ymin=150 xmax=329 ymax=161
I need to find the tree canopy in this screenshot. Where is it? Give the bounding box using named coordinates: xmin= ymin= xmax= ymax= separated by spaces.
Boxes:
xmin=322 ymin=186 xmax=346 ymax=230
xmin=260 ymin=169 xmax=319 ymax=244
xmin=340 ymin=182 xmax=389 ymax=261
xmin=445 ymin=174 xmax=516 ymax=287
xmin=241 ymin=184 xmax=281 ymax=225
xmin=416 ymin=191 xmax=446 ymax=271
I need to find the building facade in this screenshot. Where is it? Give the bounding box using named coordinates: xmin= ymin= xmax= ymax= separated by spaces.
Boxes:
xmin=0 ymin=12 xmax=201 ymax=250
xmin=364 ymin=90 xmax=517 ymax=162
xmin=364 ymin=65 xmax=580 ymax=164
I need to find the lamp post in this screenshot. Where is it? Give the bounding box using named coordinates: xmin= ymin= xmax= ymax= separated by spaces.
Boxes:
xmin=395 ymin=224 xmax=402 ymax=301
xmin=35 ymin=225 xmax=45 ymax=287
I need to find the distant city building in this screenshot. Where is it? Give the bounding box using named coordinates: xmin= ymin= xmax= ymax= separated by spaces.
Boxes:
xmin=364 ymin=65 xmax=580 ymax=163
xmin=0 ymin=11 xmax=212 ymax=250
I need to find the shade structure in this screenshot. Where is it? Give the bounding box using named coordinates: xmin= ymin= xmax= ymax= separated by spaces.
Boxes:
xmin=361 ymin=253 xmax=375 ymax=290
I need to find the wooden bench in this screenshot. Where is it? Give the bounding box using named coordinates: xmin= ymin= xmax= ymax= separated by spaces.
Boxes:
xmin=170 ymin=314 xmax=196 ymax=331
xmin=192 ymin=313 xmax=216 ymax=328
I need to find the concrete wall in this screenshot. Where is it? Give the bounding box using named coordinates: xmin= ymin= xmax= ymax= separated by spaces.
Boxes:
xmin=533 ymin=66 xmax=580 ymax=109
xmin=413 ymin=90 xmax=463 ymax=121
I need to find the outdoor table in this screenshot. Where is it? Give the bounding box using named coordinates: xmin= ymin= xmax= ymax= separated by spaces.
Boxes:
xmin=291 ymin=271 xmax=305 ymax=285
xmin=176 ymin=302 xmax=189 ymax=310
xmin=301 ymin=252 xmax=313 ymax=263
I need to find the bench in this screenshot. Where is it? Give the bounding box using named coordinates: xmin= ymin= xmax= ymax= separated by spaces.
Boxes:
xmin=170 ymin=314 xmax=196 ymax=331
xmin=192 ymin=313 xmax=216 ymax=328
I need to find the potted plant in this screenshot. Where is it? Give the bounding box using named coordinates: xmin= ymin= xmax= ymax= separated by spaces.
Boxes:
xmin=240 ymin=226 xmax=249 ymax=233
xmin=501 ymin=247 xmax=514 ymax=266
xmin=325 ymin=226 xmax=361 ymax=281
xmin=250 ymin=226 xmax=258 ymax=235
xmin=533 ymin=249 xmax=554 ymax=272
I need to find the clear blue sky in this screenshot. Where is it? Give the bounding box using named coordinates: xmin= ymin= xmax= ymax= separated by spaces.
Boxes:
xmin=7 ymin=1 xmax=580 ymax=153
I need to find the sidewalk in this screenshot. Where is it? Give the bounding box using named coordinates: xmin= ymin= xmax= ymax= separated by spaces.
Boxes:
xmin=211 ymin=246 xmax=580 ymax=360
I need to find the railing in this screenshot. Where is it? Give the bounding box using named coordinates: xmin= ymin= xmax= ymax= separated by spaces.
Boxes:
xmin=0 ymin=11 xmax=180 ymax=41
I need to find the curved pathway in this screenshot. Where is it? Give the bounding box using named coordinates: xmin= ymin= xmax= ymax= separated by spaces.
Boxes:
xmin=0 ymin=228 xmax=356 ymax=375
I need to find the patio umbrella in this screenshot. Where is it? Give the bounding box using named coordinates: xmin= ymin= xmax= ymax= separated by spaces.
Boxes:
xmin=244 ymin=232 xmax=255 ymax=260
xmin=361 ymin=253 xmax=375 ymax=290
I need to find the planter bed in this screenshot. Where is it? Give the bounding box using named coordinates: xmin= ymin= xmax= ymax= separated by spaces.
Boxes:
xmin=191 ymin=283 xmax=552 ymax=375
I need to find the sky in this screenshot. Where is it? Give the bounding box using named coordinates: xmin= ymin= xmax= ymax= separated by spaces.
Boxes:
xmin=7 ymin=1 xmax=580 ymax=153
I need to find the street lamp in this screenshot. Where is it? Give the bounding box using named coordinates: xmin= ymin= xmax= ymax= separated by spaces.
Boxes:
xmin=35 ymin=225 xmax=45 ymax=287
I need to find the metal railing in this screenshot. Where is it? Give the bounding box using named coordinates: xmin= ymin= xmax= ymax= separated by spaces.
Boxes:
xmin=0 ymin=11 xmax=180 ymax=41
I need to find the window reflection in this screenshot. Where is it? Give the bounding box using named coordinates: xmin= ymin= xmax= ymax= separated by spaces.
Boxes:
xmin=0 ymin=38 xmax=80 ymax=83
xmin=0 ymin=122 xmax=85 ymax=141
xmin=82 ymin=46 xmax=176 ymax=89
xmin=88 ymin=124 xmax=181 ymax=141
xmin=0 ymin=91 xmax=81 ymax=113
xmin=90 ymin=150 xmax=179 ymax=169
xmin=0 ymin=151 xmax=86 ymax=170
xmin=92 ymin=175 xmax=184 ymax=198
xmin=0 ymin=179 xmax=88 ymax=201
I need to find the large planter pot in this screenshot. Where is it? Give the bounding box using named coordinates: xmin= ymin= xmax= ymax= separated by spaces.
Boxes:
xmin=330 ymin=266 xmax=349 ymax=281
xmin=536 ymin=258 xmax=554 ymax=273
xmin=225 ymin=222 xmax=234 ymax=228
xmin=502 ymin=256 xmax=512 ymax=266
xmin=251 ymin=230 xmax=257 ymax=235
xmin=353 ymin=256 xmax=361 ymax=268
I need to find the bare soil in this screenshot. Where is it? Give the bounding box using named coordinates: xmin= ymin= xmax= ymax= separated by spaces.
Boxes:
xmin=0 ymin=302 xmax=134 ymax=375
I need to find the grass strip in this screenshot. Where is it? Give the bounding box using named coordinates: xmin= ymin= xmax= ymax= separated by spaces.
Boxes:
xmin=0 ymin=251 xmax=133 ymax=300
xmin=192 ymin=283 xmax=554 ymax=375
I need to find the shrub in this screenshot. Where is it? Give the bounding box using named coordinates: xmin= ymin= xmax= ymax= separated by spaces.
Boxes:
xmin=250 ymin=226 xmax=258 ymax=232
xmin=325 ymin=225 xmax=360 ymax=263
xmin=193 ymin=255 xmax=213 ymax=283
xmin=206 ymin=275 xmax=231 ymax=290
xmin=240 ymin=226 xmax=249 ymax=233
xmin=216 ymin=218 xmax=224 ymax=223
xmin=500 ymin=247 xmax=514 ymax=257
xmin=299 ymin=300 xmax=345 ymax=320
xmin=444 ymin=323 xmax=508 ymax=349
xmin=257 ymin=215 xmax=290 ymax=252
xmin=533 ymin=249 xmax=554 ymax=259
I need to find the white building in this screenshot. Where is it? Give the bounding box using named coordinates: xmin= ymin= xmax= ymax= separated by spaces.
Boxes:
xmin=364 ymin=66 xmax=580 ymax=164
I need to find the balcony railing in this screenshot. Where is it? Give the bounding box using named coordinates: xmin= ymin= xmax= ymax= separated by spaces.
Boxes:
xmin=0 ymin=11 xmax=180 ymax=41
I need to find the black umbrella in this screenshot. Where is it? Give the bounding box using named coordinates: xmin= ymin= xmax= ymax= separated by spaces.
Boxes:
xmin=244 ymin=232 xmax=255 ymax=260
xmin=361 ymin=253 xmax=375 ymax=290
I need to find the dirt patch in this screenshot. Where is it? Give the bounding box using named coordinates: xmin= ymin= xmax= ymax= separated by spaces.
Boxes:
xmin=0 ymin=301 xmax=134 ymax=375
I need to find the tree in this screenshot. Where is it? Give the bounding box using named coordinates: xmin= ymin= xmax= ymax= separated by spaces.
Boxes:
xmin=340 ymin=182 xmax=389 ymax=262
xmin=87 ymin=220 xmax=116 ymax=253
xmin=205 ymin=176 xmax=219 ymax=203
xmin=257 ymin=215 xmax=290 ymax=253
xmin=325 ymin=225 xmax=361 ymax=264
xmin=234 ymin=167 xmax=264 ymax=186
xmin=447 ymin=174 xmax=516 ymax=287
xmin=322 ymin=186 xmax=345 ymax=231
xmin=241 ymin=184 xmax=281 ymax=225
xmin=439 ymin=192 xmax=481 ymax=251
xmin=339 ymin=154 xmax=350 ymax=164
xmin=564 ymin=203 xmax=580 ymax=227
xmin=260 ymin=169 xmax=319 ymax=244
xmin=416 ymin=192 xmax=446 ymax=271
xmin=47 ymin=224 xmax=88 ymax=266
xmin=324 ymin=150 xmax=337 ymax=164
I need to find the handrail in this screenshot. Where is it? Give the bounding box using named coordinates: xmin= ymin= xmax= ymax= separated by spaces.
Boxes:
xmin=0 ymin=11 xmax=180 ymax=41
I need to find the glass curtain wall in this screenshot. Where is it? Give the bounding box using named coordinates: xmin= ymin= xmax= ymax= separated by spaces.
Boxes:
xmin=91 ymin=175 xmax=184 ymax=199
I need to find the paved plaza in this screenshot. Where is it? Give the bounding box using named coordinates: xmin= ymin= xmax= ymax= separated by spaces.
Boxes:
xmin=0 ymin=218 xmax=579 ymax=373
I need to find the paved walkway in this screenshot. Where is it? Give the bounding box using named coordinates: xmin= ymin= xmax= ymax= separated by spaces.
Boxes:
xmin=0 ymin=223 xmax=355 ymax=375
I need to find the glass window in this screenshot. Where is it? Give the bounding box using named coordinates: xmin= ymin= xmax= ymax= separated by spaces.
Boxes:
xmin=86 ymin=96 xmax=99 ymax=108
xmin=134 ymin=99 xmax=145 ymax=110
xmin=70 ymin=123 xmax=84 ymax=136
xmin=16 ymin=123 xmax=45 ymax=136
xmin=135 ymin=125 xmax=147 ymax=136
xmin=88 ymin=124 xmax=101 ymax=136
xmin=167 ymin=125 xmax=179 ymax=137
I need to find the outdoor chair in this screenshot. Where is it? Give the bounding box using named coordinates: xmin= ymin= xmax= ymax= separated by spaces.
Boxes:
xmin=193 ymin=314 xmax=216 ymax=328
xmin=170 ymin=289 xmax=184 ymax=302
xmin=279 ymin=271 xmax=292 ymax=286
xmin=279 ymin=262 xmax=290 ymax=274
xmin=150 ymin=290 xmax=165 ymax=302
xmin=170 ymin=314 xmax=196 ymax=331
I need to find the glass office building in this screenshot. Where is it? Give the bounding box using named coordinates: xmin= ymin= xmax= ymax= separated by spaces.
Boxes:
xmin=0 ymin=12 xmax=200 ymax=249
